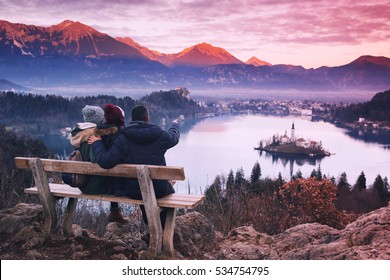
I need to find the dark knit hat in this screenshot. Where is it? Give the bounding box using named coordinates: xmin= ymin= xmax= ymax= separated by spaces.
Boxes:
xmin=104 ymin=104 xmax=125 ymax=126
xmin=82 ymin=105 xmax=105 ymax=124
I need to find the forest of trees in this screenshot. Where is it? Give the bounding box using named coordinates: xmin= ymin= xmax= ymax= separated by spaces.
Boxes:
xmin=0 ymin=89 xmax=206 ymax=133
xmin=0 ymin=125 xmax=52 ymax=209
xmin=199 ymin=162 xmax=389 ymax=235
xmin=0 ymin=91 xmax=136 ymax=129
xmin=139 ymin=89 xmax=205 ymax=122
xmin=330 ymin=89 xmax=390 ymax=123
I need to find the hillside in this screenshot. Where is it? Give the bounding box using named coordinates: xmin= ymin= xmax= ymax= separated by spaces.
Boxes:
xmin=0 ymin=203 xmax=389 ymax=260
xmin=0 ymin=79 xmax=29 ymax=91
xmin=0 ymin=88 xmax=205 ymax=129
xmin=331 ymin=89 xmax=390 ymax=123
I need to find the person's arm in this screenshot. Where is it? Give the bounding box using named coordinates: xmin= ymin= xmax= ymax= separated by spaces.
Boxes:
xmin=88 ymin=135 xmax=123 ymax=169
xmin=164 ymin=121 xmax=180 ymax=148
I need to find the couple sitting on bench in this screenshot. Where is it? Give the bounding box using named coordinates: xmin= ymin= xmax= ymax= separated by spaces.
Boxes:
xmin=68 ymin=104 xmax=180 ymax=227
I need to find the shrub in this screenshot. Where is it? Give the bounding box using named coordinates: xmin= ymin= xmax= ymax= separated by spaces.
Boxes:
xmin=199 ymin=174 xmax=355 ymax=236
xmin=277 ymin=177 xmax=346 ymax=230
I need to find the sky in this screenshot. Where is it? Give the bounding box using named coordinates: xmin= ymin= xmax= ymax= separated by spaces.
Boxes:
xmin=0 ymin=0 xmax=389 ymax=68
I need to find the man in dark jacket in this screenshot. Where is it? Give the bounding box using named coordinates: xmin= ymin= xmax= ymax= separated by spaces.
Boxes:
xmin=88 ymin=105 xmax=180 ymax=227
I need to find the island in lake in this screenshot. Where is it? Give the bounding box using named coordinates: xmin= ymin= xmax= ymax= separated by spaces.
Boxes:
xmin=255 ymin=123 xmax=331 ymax=158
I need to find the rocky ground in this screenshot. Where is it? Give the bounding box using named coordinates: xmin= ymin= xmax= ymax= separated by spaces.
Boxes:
xmin=0 ymin=203 xmax=389 ymax=260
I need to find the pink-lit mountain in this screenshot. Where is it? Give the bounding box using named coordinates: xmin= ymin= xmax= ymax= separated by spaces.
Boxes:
xmin=246 ymin=56 xmax=272 ymax=66
xmin=1 ymin=19 xmax=390 ymax=93
xmin=170 ymin=42 xmax=243 ymax=66
xmin=0 ymin=19 xmax=146 ymax=59
xmin=116 ymin=37 xmax=173 ymax=65
xmin=117 ymin=39 xmax=244 ymax=67
xmin=349 ymin=56 xmax=390 ymax=67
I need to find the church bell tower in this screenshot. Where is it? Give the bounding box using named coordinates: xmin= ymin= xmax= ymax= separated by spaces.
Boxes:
xmin=291 ymin=122 xmax=296 ymax=142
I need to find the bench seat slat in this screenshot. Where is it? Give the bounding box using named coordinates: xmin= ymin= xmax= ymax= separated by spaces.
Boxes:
xmin=15 ymin=157 xmax=185 ymax=181
xmin=156 ymin=197 xmax=205 ymax=209
xmin=25 ymin=184 xmax=205 ymax=209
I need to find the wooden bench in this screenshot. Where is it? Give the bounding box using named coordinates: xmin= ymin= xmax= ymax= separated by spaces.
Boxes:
xmin=14 ymin=157 xmax=205 ymax=257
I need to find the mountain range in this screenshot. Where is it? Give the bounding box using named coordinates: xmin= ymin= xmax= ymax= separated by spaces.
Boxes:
xmin=1 ymin=19 xmax=390 ymax=97
xmin=0 ymin=79 xmax=29 ymax=91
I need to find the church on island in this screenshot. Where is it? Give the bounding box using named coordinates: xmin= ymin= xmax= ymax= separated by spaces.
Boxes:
xmin=275 ymin=123 xmax=323 ymax=149
xmin=256 ymin=123 xmax=330 ymax=158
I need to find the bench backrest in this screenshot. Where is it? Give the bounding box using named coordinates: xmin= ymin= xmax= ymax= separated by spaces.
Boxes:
xmin=14 ymin=157 xmax=185 ymax=181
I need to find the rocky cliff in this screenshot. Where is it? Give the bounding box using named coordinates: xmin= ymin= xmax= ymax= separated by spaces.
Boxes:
xmin=0 ymin=203 xmax=389 ymax=260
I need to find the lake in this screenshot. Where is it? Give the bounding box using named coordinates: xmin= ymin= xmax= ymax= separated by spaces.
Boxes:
xmin=42 ymin=114 xmax=390 ymax=194
xmin=166 ymin=114 xmax=390 ymax=194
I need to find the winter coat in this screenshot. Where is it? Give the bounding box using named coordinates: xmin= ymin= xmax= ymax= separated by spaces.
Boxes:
xmin=96 ymin=123 xmax=123 ymax=196
xmin=68 ymin=123 xmax=119 ymax=195
xmin=91 ymin=121 xmax=180 ymax=199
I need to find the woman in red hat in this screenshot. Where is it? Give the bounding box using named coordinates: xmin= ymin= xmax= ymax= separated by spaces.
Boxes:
xmin=95 ymin=104 xmax=127 ymax=223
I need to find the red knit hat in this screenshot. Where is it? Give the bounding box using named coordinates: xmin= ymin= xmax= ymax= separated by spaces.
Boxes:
xmin=104 ymin=104 xmax=125 ymax=126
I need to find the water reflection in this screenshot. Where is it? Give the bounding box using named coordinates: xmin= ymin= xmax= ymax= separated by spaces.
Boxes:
xmin=345 ymin=129 xmax=390 ymax=146
xmin=258 ymin=150 xmax=323 ymax=178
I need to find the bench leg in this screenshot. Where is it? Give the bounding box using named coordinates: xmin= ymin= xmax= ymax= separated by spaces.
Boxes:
xmin=137 ymin=165 xmax=163 ymax=257
xmin=162 ymin=207 xmax=177 ymax=256
xmin=63 ymin=198 xmax=78 ymax=236
xmin=29 ymin=158 xmax=57 ymax=233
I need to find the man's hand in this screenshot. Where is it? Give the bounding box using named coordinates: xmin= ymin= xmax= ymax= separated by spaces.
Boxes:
xmin=88 ymin=135 xmax=101 ymax=144
xmin=173 ymin=115 xmax=185 ymax=124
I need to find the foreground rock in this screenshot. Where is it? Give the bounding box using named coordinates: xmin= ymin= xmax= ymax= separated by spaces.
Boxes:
xmin=0 ymin=203 xmax=389 ymax=259
xmin=207 ymin=205 xmax=390 ymax=260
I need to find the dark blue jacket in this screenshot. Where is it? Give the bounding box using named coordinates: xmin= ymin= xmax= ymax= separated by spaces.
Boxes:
xmin=96 ymin=124 xmax=123 ymax=195
xmin=91 ymin=121 xmax=180 ymax=198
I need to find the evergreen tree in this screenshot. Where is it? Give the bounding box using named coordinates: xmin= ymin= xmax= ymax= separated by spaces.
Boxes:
xmin=337 ymin=172 xmax=350 ymax=193
xmin=373 ymin=174 xmax=388 ymax=205
xmin=384 ymin=177 xmax=389 ymax=191
xmin=310 ymin=169 xmax=317 ymax=178
xmin=250 ymin=161 xmax=261 ymax=184
xmin=294 ymin=170 xmax=303 ymax=180
xmin=354 ymin=171 xmax=367 ymax=191
xmin=205 ymin=176 xmax=222 ymax=202
xmin=235 ymin=167 xmax=245 ymax=189
xmin=226 ymin=170 xmax=235 ymax=191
